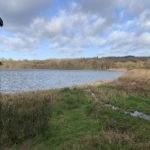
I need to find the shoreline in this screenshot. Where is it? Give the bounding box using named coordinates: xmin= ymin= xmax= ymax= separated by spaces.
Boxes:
xmin=1 ymin=69 xmax=150 ymax=149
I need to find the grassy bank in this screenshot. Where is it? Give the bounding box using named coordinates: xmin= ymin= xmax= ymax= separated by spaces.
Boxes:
xmin=0 ymin=91 xmax=55 ymax=148
xmin=0 ymin=69 xmax=150 ymax=149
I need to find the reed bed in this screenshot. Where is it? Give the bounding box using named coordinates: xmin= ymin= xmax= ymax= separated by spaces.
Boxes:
xmin=0 ymin=91 xmax=56 ymax=147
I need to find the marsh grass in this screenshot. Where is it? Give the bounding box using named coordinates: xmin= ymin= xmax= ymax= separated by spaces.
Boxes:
xmin=111 ymin=69 xmax=150 ymax=96
xmin=0 ymin=91 xmax=56 ymax=147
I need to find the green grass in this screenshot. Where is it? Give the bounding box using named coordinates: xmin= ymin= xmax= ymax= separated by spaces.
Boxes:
xmin=6 ymin=87 xmax=150 ymax=150
xmin=107 ymin=96 xmax=150 ymax=115
xmin=89 ymin=85 xmax=150 ymax=115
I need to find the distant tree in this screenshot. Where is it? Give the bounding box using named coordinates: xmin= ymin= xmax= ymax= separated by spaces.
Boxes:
xmin=0 ymin=61 xmax=2 ymax=65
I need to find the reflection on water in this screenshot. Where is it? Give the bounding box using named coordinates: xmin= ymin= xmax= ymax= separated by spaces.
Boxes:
xmin=0 ymin=69 xmax=122 ymax=93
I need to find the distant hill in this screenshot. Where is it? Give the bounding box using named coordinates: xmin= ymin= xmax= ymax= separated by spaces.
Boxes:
xmin=0 ymin=56 xmax=150 ymax=70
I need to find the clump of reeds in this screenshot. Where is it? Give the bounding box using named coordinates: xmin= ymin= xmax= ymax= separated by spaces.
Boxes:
xmin=0 ymin=91 xmax=54 ymax=147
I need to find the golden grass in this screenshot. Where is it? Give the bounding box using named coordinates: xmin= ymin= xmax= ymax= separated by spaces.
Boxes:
xmin=120 ymin=69 xmax=150 ymax=80
xmin=0 ymin=90 xmax=58 ymax=147
xmin=112 ymin=69 xmax=150 ymax=92
xmin=1 ymin=57 xmax=150 ymax=70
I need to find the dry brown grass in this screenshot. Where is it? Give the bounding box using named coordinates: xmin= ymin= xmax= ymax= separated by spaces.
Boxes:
xmin=104 ymin=130 xmax=134 ymax=145
xmin=119 ymin=69 xmax=150 ymax=80
xmin=104 ymin=130 xmax=150 ymax=150
xmin=0 ymin=90 xmax=58 ymax=147
xmin=112 ymin=69 xmax=150 ymax=92
xmin=1 ymin=57 xmax=150 ymax=70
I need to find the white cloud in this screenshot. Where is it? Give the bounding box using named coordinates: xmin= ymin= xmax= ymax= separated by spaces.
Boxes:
xmin=0 ymin=0 xmax=150 ymax=57
xmin=56 ymin=48 xmax=85 ymax=55
xmin=98 ymin=31 xmax=150 ymax=56
xmin=0 ymin=0 xmax=51 ymax=33
xmin=123 ymin=0 xmax=150 ymax=15
xmin=139 ymin=32 xmax=150 ymax=43
xmin=139 ymin=9 xmax=150 ymax=29
xmin=0 ymin=34 xmax=38 ymax=53
xmin=81 ymin=0 xmax=121 ymax=15
xmin=0 ymin=0 xmax=51 ymax=19
xmin=26 ymin=10 xmax=107 ymax=49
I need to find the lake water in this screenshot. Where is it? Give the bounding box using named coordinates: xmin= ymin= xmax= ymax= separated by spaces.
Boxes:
xmin=0 ymin=69 xmax=123 ymax=93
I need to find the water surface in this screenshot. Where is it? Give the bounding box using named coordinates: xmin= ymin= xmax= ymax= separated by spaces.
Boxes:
xmin=0 ymin=69 xmax=123 ymax=93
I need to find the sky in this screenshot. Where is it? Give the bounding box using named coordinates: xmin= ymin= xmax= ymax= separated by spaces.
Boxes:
xmin=0 ymin=0 xmax=150 ymax=60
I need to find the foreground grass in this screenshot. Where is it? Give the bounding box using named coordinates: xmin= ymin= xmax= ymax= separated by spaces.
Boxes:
xmin=1 ymin=69 xmax=150 ymax=149
xmin=0 ymin=91 xmax=56 ymax=148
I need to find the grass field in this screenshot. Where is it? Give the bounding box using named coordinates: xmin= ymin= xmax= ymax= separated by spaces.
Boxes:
xmin=0 ymin=69 xmax=150 ymax=150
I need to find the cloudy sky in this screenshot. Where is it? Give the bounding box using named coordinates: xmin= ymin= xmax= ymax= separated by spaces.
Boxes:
xmin=0 ymin=0 xmax=150 ymax=60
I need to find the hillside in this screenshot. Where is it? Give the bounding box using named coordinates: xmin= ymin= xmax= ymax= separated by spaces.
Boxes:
xmin=0 ymin=56 xmax=150 ymax=70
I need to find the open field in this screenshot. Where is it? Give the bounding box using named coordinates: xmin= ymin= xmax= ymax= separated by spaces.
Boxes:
xmin=0 ymin=69 xmax=150 ymax=150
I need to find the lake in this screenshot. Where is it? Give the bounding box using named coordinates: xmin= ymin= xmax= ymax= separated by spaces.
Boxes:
xmin=0 ymin=69 xmax=123 ymax=93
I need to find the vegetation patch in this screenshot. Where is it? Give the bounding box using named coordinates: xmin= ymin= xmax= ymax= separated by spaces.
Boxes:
xmin=1 ymin=57 xmax=150 ymax=70
xmin=0 ymin=69 xmax=150 ymax=149
xmin=0 ymin=92 xmax=54 ymax=147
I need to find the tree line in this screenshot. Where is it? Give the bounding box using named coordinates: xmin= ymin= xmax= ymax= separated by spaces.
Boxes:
xmin=0 ymin=56 xmax=150 ymax=70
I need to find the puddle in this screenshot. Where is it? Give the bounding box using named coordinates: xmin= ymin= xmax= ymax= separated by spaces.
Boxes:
xmin=110 ymin=104 xmax=150 ymax=121
xmin=111 ymin=105 xmax=119 ymax=110
xmin=109 ymin=104 xmax=150 ymax=120
xmin=103 ymin=102 xmax=150 ymax=121
xmin=129 ymin=111 xmax=150 ymax=120
xmin=87 ymin=89 xmax=150 ymax=121
xmin=103 ymin=104 xmax=119 ymax=110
